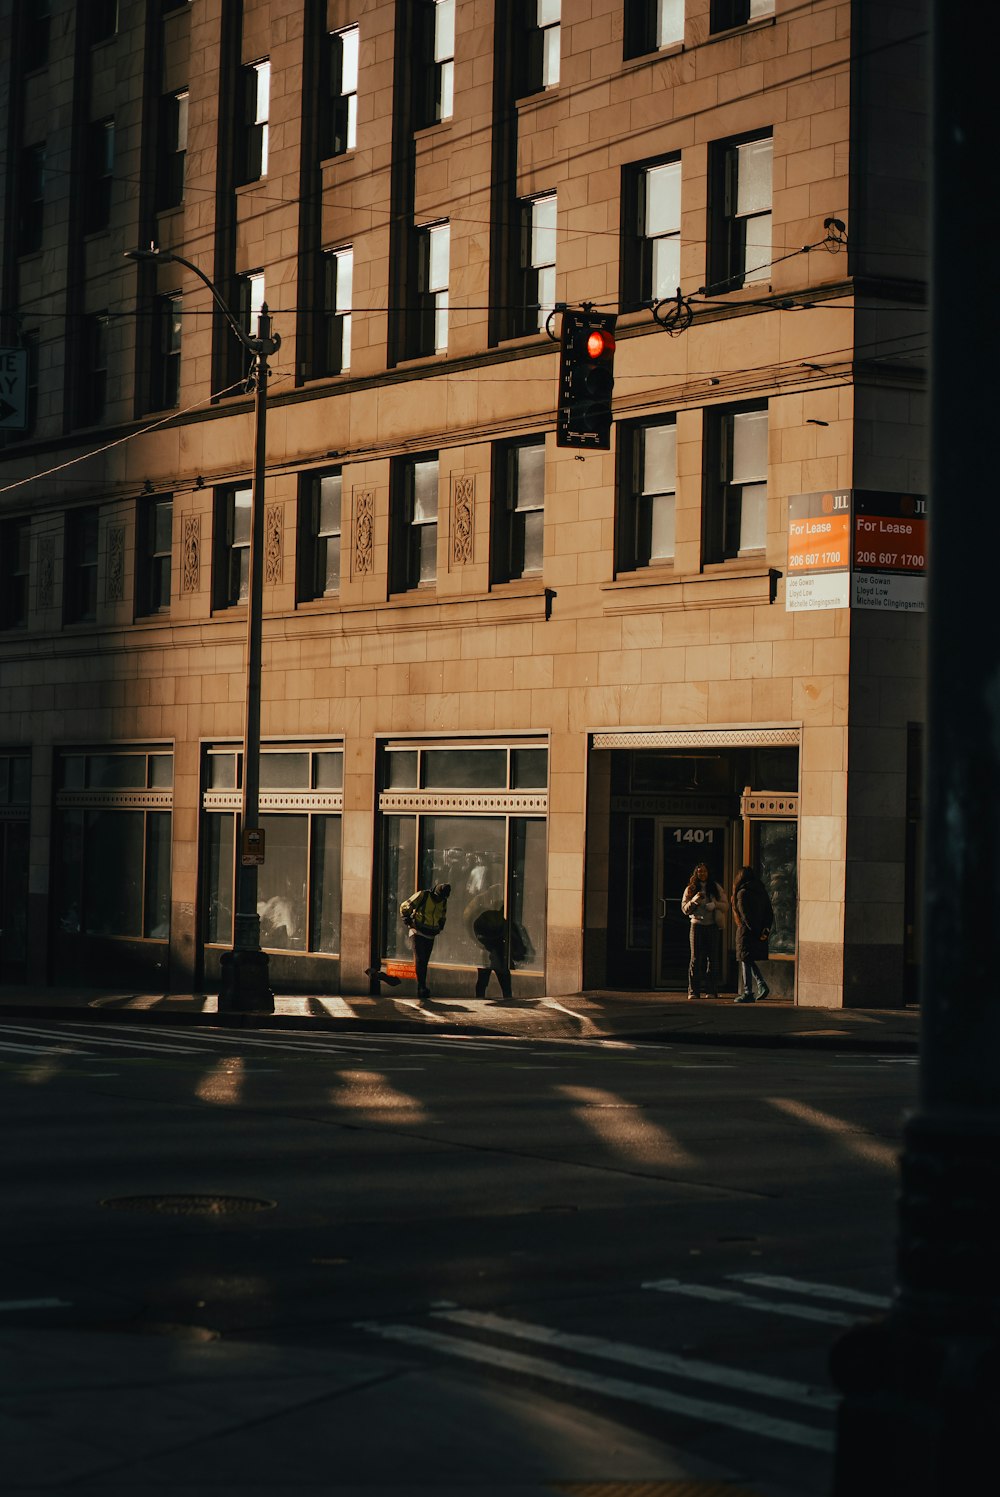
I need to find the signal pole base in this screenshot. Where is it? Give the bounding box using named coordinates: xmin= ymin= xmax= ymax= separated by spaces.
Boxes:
xmin=218 ymin=946 xmax=274 ymax=1014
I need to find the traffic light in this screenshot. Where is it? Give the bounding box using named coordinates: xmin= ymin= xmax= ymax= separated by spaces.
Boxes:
xmin=556 ymin=308 xmax=617 ymax=450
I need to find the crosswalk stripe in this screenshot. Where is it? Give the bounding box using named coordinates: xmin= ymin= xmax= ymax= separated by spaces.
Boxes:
xmin=357 ymin=1320 xmax=833 ymax=1453
xmin=0 ymin=1039 xmax=85 ymax=1055
xmin=731 ymin=1274 xmax=891 ymax=1310
xmin=1 ymin=1024 xmax=202 ymax=1054
xmin=643 ymin=1278 xmax=856 ymax=1327
xmin=434 ymin=1309 xmax=836 ymax=1410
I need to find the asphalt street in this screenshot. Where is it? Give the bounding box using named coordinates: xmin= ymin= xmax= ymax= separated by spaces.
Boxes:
xmin=1 ymin=1020 xmax=916 ymax=1495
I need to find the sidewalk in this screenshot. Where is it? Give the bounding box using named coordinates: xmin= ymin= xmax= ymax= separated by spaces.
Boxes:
xmin=0 ymin=981 xmax=920 ymax=1052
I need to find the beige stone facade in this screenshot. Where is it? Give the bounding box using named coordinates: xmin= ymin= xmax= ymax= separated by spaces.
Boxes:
xmin=0 ymin=1 xmax=927 ymax=1005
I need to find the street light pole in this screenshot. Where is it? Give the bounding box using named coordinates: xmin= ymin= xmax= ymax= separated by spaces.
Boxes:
xmin=125 ymin=247 xmax=278 ymax=1013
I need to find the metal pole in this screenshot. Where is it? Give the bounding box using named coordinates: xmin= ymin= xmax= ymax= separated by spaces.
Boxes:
xmin=220 ymin=306 xmax=276 ymax=1014
xmin=830 ymin=2 xmax=1000 ymax=1488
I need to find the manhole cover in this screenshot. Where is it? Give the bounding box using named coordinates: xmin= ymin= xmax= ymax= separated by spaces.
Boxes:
xmin=100 ymin=1194 xmax=276 ymax=1216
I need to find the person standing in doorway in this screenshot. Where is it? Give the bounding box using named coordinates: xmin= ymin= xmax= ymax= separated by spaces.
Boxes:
xmin=464 ymin=883 xmax=513 ymax=1002
xmin=399 ymin=882 xmax=451 ymax=1002
xmin=731 ymin=864 xmax=774 ymax=1003
xmin=681 ymin=862 xmax=728 ymax=1000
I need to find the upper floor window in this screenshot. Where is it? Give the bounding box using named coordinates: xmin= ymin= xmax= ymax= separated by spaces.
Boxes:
xmin=228 ymin=271 xmax=263 ymax=385
xmin=240 ymin=59 xmax=270 ymax=181
xmin=90 ymin=0 xmax=119 ymax=44
xmin=152 ymin=293 xmax=182 ymax=410
xmin=521 ymin=0 xmax=560 ymax=94
xmin=298 ymin=470 xmax=342 ymax=601
xmin=493 ymin=438 xmax=545 ymax=583
xmin=518 ymin=194 xmax=556 ymax=335
xmin=215 ymin=485 xmax=252 ymax=608
xmin=415 ymin=222 xmax=449 ymax=356
xmin=624 ymin=0 xmax=684 ymax=57
xmin=320 ymin=247 xmax=353 ymax=375
xmin=415 ymin=0 xmax=454 ymax=126
xmin=709 ymin=133 xmax=772 ymax=291
xmin=24 ymin=0 xmax=52 ymax=71
xmin=77 ymin=315 xmax=109 ymax=427
xmin=18 ymin=143 xmax=45 ymax=255
xmin=392 ymin=455 xmax=439 ymax=592
xmin=64 ymin=507 xmax=99 ymax=624
xmin=136 ymin=496 xmax=172 ymax=616
xmin=711 ymin=0 xmax=774 ymax=32
xmin=84 ymin=118 xmax=115 ymax=233
xmin=624 ymin=158 xmax=681 ymax=309
xmin=156 ymin=89 xmax=188 ymax=210
xmin=618 ymin=417 xmax=676 ymax=572
xmin=324 ymin=25 xmax=359 ymax=154
xmin=704 ymin=404 xmax=768 ymax=563
xmin=0 ymin=518 xmax=31 ymax=630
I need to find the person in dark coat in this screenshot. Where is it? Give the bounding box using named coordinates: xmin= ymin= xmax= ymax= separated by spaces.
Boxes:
xmin=731 ymin=865 xmax=774 ymax=1003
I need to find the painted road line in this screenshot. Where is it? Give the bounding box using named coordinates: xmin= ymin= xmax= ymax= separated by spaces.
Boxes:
xmin=60 ymin=1024 xmax=365 ymax=1058
xmin=0 ymin=1038 xmax=85 ymax=1055
xmin=434 ymin=1309 xmax=837 ymax=1410
xmin=731 ymin=1274 xmax=891 ymax=1310
xmin=2 ymin=1024 xmax=203 ymax=1055
xmin=357 ymin=1320 xmax=833 ymax=1453
xmin=0 ymin=1298 xmax=72 ymax=1312
xmin=643 ymin=1278 xmax=857 ymax=1327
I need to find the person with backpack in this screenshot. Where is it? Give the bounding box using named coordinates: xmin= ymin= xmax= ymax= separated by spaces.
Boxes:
xmin=463 ymin=883 xmax=513 ymax=1001
xmin=731 ymin=864 xmax=775 ymax=1004
xmin=399 ymin=882 xmax=451 ymax=1002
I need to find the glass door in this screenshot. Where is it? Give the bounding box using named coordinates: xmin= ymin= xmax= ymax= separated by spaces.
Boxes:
xmin=0 ymin=820 xmax=29 ymax=982
xmin=654 ymin=818 xmax=729 ymax=990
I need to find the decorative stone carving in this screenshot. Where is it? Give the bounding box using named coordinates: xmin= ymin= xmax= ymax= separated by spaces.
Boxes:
xmin=37 ymin=535 xmax=55 ymax=611
xmin=452 ymin=474 xmax=475 ymax=565
xmin=354 ymin=487 xmax=374 ymax=576
xmin=265 ymin=503 xmax=282 ymax=584
xmin=106 ymin=524 xmax=125 ymax=603
xmin=592 ymin=728 xmax=801 ymax=750
xmin=182 ymin=514 xmax=201 ymax=593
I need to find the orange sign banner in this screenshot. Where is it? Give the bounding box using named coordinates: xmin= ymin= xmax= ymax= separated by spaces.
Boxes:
xmin=787 ymin=511 xmax=851 ymax=572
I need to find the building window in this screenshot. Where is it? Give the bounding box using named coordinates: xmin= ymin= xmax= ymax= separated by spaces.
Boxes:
xmin=379 ymin=739 xmax=547 ymax=977
xmin=298 ymin=470 xmax=342 ymax=601
xmin=320 ymin=247 xmax=352 ymax=374
xmin=54 ymin=748 xmax=172 ymax=944
xmin=227 ymin=271 xmax=263 ymax=386
xmin=493 ymin=438 xmax=545 ymax=582
xmin=202 ymin=744 xmax=343 ymax=956
xmin=215 ymin=485 xmax=252 ymax=608
xmin=391 ymin=455 xmax=439 ymax=592
xmin=709 ymin=133 xmax=773 ymax=291
xmin=136 ymin=496 xmax=172 ymax=616
xmin=84 ymin=118 xmax=115 ymax=232
xmin=415 ymin=0 xmax=454 ymax=127
xmin=24 ymin=0 xmax=52 ymax=71
xmin=323 ymin=24 xmax=359 ymax=155
xmin=414 ymin=222 xmax=449 ymax=356
xmin=624 ymin=158 xmax=681 ymax=310
xmin=516 ymin=194 xmax=556 ymax=335
xmin=618 ymin=417 xmax=676 ymax=571
xmin=624 ymin=0 xmax=684 ymax=56
xmin=0 ymin=518 xmax=31 ymax=630
xmin=89 ymin=0 xmax=119 ymax=44
xmin=18 ymin=143 xmax=45 ymax=254
xmin=521 ymin=0 xmax=560 ymax=94
xmin=152 ymin=294 xmax=182 ymax=410
xmin=240 ymin=59 xmax=270 ymax=182
xmin=64 ymin=507 xmax=100 ymax=624
xmin=78 ymin=315 xmax=109 ymax=426
xmin=156 ymin=89 xmax=188 ymax=210
xmin=704 ymin=404 xmax=768 ymax=563
xmin=711 ymin=0 xmax=774 ymax=32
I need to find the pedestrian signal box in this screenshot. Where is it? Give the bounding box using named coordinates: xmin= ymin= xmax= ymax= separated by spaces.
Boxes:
xmin=556 ymin=309 xmax=617 ymax=450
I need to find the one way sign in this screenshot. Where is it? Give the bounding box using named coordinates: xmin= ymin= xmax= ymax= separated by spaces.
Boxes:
xmin=0 ymin=348 xmax=29 ymax=430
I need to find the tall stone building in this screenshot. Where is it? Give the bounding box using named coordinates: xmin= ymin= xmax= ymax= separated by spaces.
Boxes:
xmin=0 ymin=0 xmax=927 ymax=1005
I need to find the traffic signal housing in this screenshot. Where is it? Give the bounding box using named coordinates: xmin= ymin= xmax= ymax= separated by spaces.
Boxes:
xmin=557 ymin=309 xmax=617 ymax=450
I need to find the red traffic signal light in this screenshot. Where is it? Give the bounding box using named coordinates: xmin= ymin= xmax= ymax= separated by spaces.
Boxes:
xmin=557 ymin=309 xmax=617 ymax=450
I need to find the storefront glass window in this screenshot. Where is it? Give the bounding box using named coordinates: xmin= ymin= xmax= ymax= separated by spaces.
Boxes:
xmin=209 ymin=752 xmax=238 ymax=790
xmin=89 ymin=754 xmax=145 ymax=789
xmin=311 ymin=816 xmax=342 ymax=952
xmin=84 ymin=809 xmax=144 ymax=935
xmin=510 ymin=817 xmax=546 ymax=969
xmin=755 ymin=819 xmax=797 ymax=956
xmin=56 ymin=810 xmax=84 ymax=932
xmin=314 ymin=753 xmax=343 ymax=789
xmin=258 ymin=813 xmax=308 ymax=949
xmin=260 ymin=753 xmax=310 ymax=790
xmin=144 ymin=811 xmax=172 ymax=938
xmin=422 ymin=749 xmax=506 ymax=789
xmin=205 ymin=815 xmax=235 ymax=945
xmin=419 ymin=815 xmax=506 ymax=966
xmin=386 ymin=752 xmax=418 ymax=788
xmin=512 ymin=747 xmax=547 ymax=788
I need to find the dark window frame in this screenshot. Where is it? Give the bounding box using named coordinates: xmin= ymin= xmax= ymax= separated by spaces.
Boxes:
xmin=623 ymin=0 xmax=685 ymax=59
xmin=64 ymin=507 xmax=100 ymax=625
xmin=84 ymin=118 xmax=115 ymax=234
xmin=152 ymin=293 xmax=182 ymax=410
xmin=156 ymin=88 xmax=188 ymax=211
xmin=707 ymin=130 xmax=773 ymax=293
xmin=0 ymin=517 xmax=31 ymax=630
xmin=89 ymin=0 xmax=119 ymax=45
xmin=297 ymin=470 xmax=343 ymax=602
xmin=214 ymin=484 xmax=253 ymax=609
xmin=239 ymin=59 xmax=270 ymax=183
xmin=492 ymin=437 xmax=546 ymax=584
xmin=321 ymin=24 xmax=359 ymax=157
xmin=23 ymin=0 xmax=52 ymax=71
xmin=391 ymin=453 xmax=439 ymax=593
xmin=616 ymin=414 xmax=677 ymax=573
xmin=621 ymin=153 xmax=682 ymax=312
xmin=703 ymin=401 xmax=769 ymax=564
xmin=18 ymin=143 xmax=46 ymax=255
xmin=710 ymin=1 xmax=775 ymax=34
xmin=136 ymin=495 xmax=173 ymax=617
xmin=78 ymin=314 xmax=109 ymax=428
xmin=317 ymin=247 xmax=352 ymax=376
